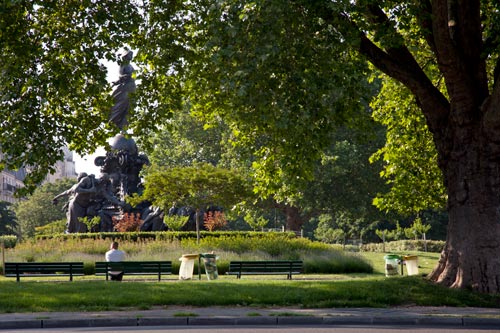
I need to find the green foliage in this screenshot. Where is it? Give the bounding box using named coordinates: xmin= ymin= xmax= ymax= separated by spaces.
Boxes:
xmin=314 ymin=214 xmax=344 ymax=244
xmin=0 ymin=201 xmax=17 ymax=235
xmin=35 ymin=219 xmax=66 ymax=237
xmin=13 ymin=178 xmax=76 ymax=238
xmin=375 ymin=222 xmax=405 ymax=242
xmin=128 ymin=163 xmax=254 ymax=213
xmin=0 ymin=1 xmax=142 ymax=192
xmin=404 ymin=217 xmax=431 ymax=240
xmin=134 ymin=0 xmax=372 ymax=201
xmin=314 ymin=212 xmax=369 ymax=246
xmin=370 ymin=78 xmax=447 ymax=214
xmin=35 ymin=231 xmax=298 ymax=242
xmin=179 ymin=233 xmax=332 ymax=259
xmin=297 ymin=123 xmax=392 ymax=242
xmin=243 ymin=212 xmax=268 ymax=231
xmin=0 ymin=235 xmax=18 ymax=248
xmin=79 ymin=216 xmax=101 ymax=232
xmin=163 ymin=215 xmax=189 ymax=231
xmin=140 ymin=108 xmax=229 ymax=168
xmin=376 ymin=218 xmax=431 ymax=243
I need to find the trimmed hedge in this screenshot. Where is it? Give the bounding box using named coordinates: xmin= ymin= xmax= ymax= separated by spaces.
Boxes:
xmin=361 ymin=240 xmax=445 ymax=253
xmin=35 ymin=231 xmax=299 ymax=242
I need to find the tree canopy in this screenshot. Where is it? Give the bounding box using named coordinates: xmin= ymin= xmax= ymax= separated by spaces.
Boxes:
xmin=132 ymin=0 xmax=373 ymax=201
xmin=129 ymin=163 xmax=253 ymax=214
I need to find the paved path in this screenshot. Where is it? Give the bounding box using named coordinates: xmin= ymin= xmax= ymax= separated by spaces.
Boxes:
xmin=0 ymin=306 xmax=499 ymax=330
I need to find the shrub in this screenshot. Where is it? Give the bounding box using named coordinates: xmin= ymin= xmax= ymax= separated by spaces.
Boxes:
xmin=0 ymin=235 xmax=18 ymax=248
xmin=114 ymin=213 xmax=143 ymax=232
xmin=203 ymin=211 xmax=227 ymax=231
xmin=163 ymin=215 xmax=189 ymax=231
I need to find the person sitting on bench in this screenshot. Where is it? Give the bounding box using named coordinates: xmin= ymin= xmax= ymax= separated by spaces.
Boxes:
xmin=105 ymin=241 xmax=126 ymax=281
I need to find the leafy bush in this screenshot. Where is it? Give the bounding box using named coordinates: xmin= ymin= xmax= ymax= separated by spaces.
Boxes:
xmin=163 ymin=215 xmax=189 ymax=231
xmin=203 ymin=211 xmax=227 ymax=231
xmin=0 ymin=235 xmax=17 ymax=248
xmin=114 ymin=213 xmax=143 ymax=232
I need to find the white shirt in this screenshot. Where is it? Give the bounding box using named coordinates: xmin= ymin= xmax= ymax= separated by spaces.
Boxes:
xmin=105 ymin=249 xmax=125 ymax=262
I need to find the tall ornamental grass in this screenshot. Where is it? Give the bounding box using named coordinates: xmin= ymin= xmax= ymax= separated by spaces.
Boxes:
xmin=2 ymin=233 xmax=372 ymax=274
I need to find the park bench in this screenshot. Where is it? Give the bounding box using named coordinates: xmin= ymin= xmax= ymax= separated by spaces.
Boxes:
xmin=4 ymin=262 xmax=84 ymax=282
xmin=227 ymin=260 xmax=303 ymax=279
xmin=95 ymin=261 xmax=172 ymax=281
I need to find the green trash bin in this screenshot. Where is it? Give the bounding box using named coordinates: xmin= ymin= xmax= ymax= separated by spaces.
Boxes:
xmin=200 ymin=253 xmax=219 ymax=280
xmin=384 ymin=254 xmax=401 ymax=277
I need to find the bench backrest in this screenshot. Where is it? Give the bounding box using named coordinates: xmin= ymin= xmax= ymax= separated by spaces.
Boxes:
xmin=4 ymin=262 xmax=84 ymax=275
xmin=229 ymin=260 xmax=303 ymax=273
xmin=95 ymin=261 xmax=172 ymax=274
xmin=4 ymin=262 xmax=84 ymax=281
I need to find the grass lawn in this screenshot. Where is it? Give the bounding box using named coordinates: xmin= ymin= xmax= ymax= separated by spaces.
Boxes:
xmin=1 ymin=250 xmax=499 ymax=313
xmin=360 ymin=251 xmax=441 ymax=275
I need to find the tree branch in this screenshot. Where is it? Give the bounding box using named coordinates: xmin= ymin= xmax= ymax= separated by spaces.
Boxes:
xmin=353 ymin=5 xmax=449 ymax=136
xmin=413 ymin=0 xmax=437 ymax=54
xmin=431 ymin=0 xmax=488 ymax=104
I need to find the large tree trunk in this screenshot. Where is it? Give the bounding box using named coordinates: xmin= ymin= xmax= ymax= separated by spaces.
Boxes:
xmin=284 ymin=205 xmax=303 ymax=232
xmin=429 ymin=119 xmax=500 ymax=292
xmin=425 ymin=0 xmax=500 ymax=293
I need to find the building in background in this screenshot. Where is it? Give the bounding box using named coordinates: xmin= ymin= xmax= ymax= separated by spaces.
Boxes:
xmin=0 ymin=167 xmax=26 ymax=204
xmin=44 ymin=146 xmax=78 ymax=184
xmin=0 ymin=147 xmax=77 ymax=203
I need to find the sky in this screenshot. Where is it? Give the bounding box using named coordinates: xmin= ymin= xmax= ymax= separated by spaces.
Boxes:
xmin=74 ymin=148 xmax=106 ymax=176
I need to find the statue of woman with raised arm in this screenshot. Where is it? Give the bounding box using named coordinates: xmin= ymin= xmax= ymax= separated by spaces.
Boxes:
xmin=110 ymin=49 xmax=136 ymax=130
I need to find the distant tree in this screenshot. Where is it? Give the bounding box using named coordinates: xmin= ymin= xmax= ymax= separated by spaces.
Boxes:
xmin=140 ymin=107 xmax=229 ymax=168
xmin=314 ymin=214 xmax=344 ymax=244
xmin=300 ymin=124 xmax=391 ymax=240
xmin=0 ymin=201 xmax=17 ymax=235
xmin=314 ymin=212 xmax=362 ymax=249
xmin=128 ymin=163 xmax=254 ymax=241
xmin=13 ymin=178 xmax=75 ymax=238
xmin=404 ymin=217 xmax=432 ymax=241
